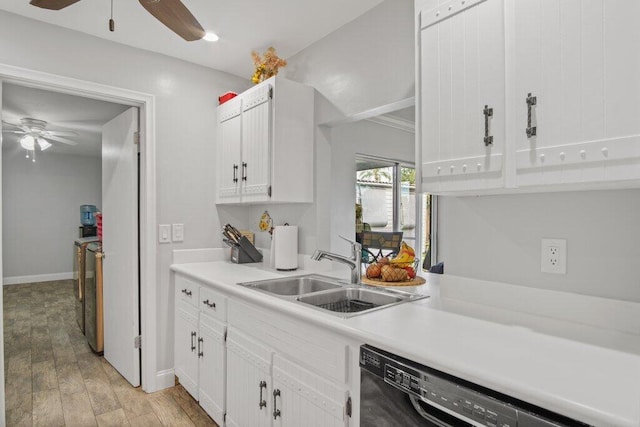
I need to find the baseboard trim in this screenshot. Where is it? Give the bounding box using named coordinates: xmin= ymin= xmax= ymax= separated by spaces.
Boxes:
xmin=152 ymin=368 xmax=175 ymax=392
xmin=3 ymin=272 xmax=73 ymax=286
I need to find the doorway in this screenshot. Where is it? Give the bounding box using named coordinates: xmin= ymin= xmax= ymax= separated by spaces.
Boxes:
xmin=0 ymin=64 xmax=159 ymax=419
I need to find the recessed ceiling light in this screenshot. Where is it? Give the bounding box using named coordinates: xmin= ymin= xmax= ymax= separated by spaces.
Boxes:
xmin=203 ymin=32 xmax=219 ymax=42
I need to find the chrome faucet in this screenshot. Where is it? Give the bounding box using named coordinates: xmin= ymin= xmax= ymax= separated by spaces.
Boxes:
xmin=311 ymin=235 xmax=362 ymax=284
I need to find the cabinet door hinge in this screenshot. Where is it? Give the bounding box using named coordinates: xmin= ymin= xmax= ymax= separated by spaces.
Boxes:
xmin=268 ymin=185 xmax=272 ymax=197
xmin=134 ymin=335 xmax=142 ymax=349
xmin=346 ymin=396 xmax=352 ymax=418
xmin=134 ymin=131 xmax=140 ymax=145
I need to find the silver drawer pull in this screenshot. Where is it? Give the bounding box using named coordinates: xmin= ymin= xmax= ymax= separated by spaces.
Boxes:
xmin=526 ymin=93 xmax=537 ymax=138
xmin=203 ymin=299 xmax=216 ymax=309
xmin=483 ymin=105 xmax=493 ymax=146
xmin=198 ymin=337 xmax=204 ymax=358
xmin=190 ymin=331 xmax=196 ymax=351
xmin=181 ymin=289 xmax=192 ymax=297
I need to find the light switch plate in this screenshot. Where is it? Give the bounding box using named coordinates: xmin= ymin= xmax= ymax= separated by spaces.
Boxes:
xmin=172 ymin=224 xmax=184 ymax=242
xmin=159 ymin=224 xmax=171 ymax=243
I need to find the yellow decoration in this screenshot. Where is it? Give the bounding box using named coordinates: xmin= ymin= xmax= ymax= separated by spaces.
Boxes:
xmin=251 ymin=47 xmax=287 ymax=84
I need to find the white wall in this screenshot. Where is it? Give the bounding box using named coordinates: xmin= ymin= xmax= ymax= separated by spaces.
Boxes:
xmin=439 ymin=190 xmax=640 ymax=302
xmin=2 ymin=147 xmax=101 ymax=282
xmin=0 ymin=10 xmax=250 ymax=382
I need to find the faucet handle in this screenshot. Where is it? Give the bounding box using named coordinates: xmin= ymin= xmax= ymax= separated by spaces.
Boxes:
xmin=338 ymin=234 xmax=356 ymax=245
xmin=339 ymin=235 xmax=362 ymax=252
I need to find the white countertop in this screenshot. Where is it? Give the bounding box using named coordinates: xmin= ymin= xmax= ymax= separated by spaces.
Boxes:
xmin=171 ymin=256 xmax=640 ymax=426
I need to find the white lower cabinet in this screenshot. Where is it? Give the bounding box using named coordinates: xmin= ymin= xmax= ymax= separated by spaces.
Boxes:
xmin=174 ymin=301 xmax=199 ymax=398
xmin=272 ymin=355 xmax=350 ymax=427
xmin=226 ymin=329 xmax=272 ymax=427
xmin=174 ymin=273 xmax=355 ymax=427
xmin=174 ymin=276 xmax=226 ymax=426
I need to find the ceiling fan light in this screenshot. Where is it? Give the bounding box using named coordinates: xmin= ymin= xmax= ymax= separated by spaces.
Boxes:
xmin=37 ymin=137 xmax=52 ymax=151
xmin=20 ymin=135 xmax=35 ymax=150
xmin=203 ymin=32 xmax=219 ymax=42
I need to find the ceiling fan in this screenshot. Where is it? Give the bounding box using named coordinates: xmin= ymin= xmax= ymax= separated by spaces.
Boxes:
xmin=2 ymin=117 xmax=79 ymax=162
xmin=30 ymin=0 xmax=206 ymax=42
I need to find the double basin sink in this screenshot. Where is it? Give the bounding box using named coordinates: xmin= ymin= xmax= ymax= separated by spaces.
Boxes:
xmin=239 ymin=274 xmax=427 ymax=318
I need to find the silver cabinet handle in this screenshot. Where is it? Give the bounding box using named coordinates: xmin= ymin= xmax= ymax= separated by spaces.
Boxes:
xmin=190 ymin=331 xmax=196 ymax=352
xmin=203 ymin=299 xmax=216 ymax=309
xmin=241 ymin=162 xmax=248 ymax=181
xmin=526 ymin=93 xmax=537 ymax=138
xmin=259 ymin=381 xmax=267 ymax=409
xmin=197 ymin=337 xmax=203 ymax=358
xmin=273 ymin=389 xmax=281 ymax=419
xmin=483 ymin=105 xmax=493 ymax=146
xmin=233 ymin=164 xmax=238 ymax=183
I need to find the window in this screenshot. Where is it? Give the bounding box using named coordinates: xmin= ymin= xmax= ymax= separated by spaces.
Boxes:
xmin=356 ymin=156 xmax=433 ymax=267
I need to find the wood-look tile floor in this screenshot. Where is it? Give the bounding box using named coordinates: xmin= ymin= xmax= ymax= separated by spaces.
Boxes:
xmin=4 ymin=280 xmax=218 ymax=427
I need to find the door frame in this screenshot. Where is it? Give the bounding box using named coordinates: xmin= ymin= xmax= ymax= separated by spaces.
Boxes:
xmin=0 ymin=64 xmax=158 ymax=397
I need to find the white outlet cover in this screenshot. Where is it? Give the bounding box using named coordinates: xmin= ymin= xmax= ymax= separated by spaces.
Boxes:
xmin=159 ymin=224 xmax=171 ymax=243
xmin=541 ymin=238 xmax=567 ymax=274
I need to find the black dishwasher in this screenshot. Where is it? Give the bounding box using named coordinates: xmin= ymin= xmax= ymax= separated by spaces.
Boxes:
xmin=360 ymin=345 xmax=591 ymax=427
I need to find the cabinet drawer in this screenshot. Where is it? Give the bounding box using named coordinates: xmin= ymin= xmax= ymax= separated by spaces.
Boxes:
xmin=175 ymin=274 xmax=199 ymax=308
xmin=199 ymin=287 xmax=227 ymax=321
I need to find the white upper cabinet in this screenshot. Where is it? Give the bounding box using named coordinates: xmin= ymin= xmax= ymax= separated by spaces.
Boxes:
xmin=508 ymin=0 xmax=640 ymax=188
xmin=416 ymin=0 xmax=640 ymax=194
xmin=418 ymin=0 xmax=506 ymax=193
xmin=216 ymin=76 xmax=315 ymax=204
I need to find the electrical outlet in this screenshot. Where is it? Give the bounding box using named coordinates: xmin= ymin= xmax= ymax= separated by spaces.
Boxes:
xmin=541 ymin=238 xmax=567 ymax=274
xmin=159 ymin=224 xmax=171 ymax=243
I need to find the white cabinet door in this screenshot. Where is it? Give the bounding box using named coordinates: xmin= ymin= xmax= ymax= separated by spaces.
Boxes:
xmin=419 ymin=0 xmax=506 ymax=193
xmin=509 ymin=0 xmax=640 ymax=187
xmin=175 ymin=301 xmax=199 ymax=399
xmin=217 ymin=97 xmax=242 ymax=203
xmin=272 ymin=355 xmax=349 ymax=427
xmin=241 ymin=85 xmax=272 ymax=203
xmin=198 ymin=314 xmax=226 ymax=426
xmin=226 ymin=328 xmax=272 ymax=427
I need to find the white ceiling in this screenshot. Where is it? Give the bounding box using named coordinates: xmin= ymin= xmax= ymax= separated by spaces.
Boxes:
xmin=2 ymin=83 xmax=129 ymax=157
xmin=0 ymin=0 xmax=384 ymax=78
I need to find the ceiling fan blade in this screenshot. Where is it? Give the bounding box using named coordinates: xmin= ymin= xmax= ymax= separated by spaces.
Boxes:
xmin=2 ymin=120 xmax=23 ymax=129
xmin=139 ymin=0 xmax=205 ymax=42
xmin=44 ymin=130 xmax=79 ymax=137
xmin=46 ymin=135 xmax=78 ymax=146
xmin=30 ymin=0 xmax=82 ymax=10
xmin=1 ymin=130 xmax=27 ymax=135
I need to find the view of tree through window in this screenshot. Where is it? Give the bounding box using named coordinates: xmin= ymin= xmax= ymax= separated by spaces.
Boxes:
xmin=355 ymin=158 xmax=432 ymax=270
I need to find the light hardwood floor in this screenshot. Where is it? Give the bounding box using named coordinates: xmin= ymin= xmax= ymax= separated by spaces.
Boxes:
xmin=3 ymin=280 xmax=218 ymax=426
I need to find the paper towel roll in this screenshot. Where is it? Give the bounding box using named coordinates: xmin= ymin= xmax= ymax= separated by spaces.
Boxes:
xmin=274 ymin=225 xmax=298 ymax=271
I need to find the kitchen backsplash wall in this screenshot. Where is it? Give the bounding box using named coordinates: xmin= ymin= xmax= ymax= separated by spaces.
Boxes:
xmin=439 ymin=189 xmax=640 ymax=302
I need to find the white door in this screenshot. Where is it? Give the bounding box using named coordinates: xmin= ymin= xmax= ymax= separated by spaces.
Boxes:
xmin=217 ymin=97 xmax=242 ymax=203
xmin=175 ymin=302 xmax=199 ymax=399
xmin=198 ymin=314 xmax=226 ymax=425
xmin=226 ymin=329 xmax=272 ymax=427
xmin=241 ymin=84 xmax=272 ymax=203
xmin=419 ymin=0 xmax=506 ymax=193
xmin=102 ymin=107 xmax=140 ymax=386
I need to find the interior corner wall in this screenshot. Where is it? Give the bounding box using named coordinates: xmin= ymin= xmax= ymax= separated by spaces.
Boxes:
xmin=0 ymin=10 xmax=250 ymax=380
xmin=2 ymin=148 xmax=101 ymax=282
xmin=284 ymin=0 xmax=415 ymax=122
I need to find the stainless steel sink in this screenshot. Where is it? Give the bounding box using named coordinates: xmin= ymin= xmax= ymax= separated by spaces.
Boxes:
xmin=240 ymin=275 xmax=344 ymax=296
xmin=296 ymin=287 xmax=416 ymax=317
xmin=239 ymin=275 xmax=428 ymax=318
